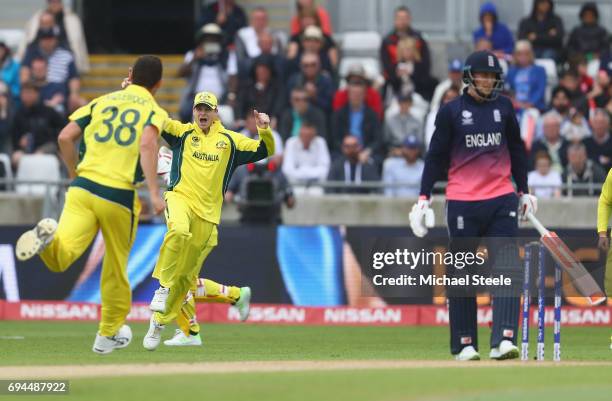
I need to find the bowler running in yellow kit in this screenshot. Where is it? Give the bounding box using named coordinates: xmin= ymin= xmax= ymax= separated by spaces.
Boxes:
xmin=143 ymin=91 xmax=274 ymax=350
xmin=595 ymin=168 xmax=612 ymax=350
xmin=15 ymin=56 xmax=168 ymax=354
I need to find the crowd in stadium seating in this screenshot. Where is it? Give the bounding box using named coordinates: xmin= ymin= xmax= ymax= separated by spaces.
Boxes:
xmin=1 ymin=0 xmax=612 ymax=200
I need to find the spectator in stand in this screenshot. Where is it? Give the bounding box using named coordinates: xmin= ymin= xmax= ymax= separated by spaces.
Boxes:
xmin=473 ymin=2 xmax=514 ymax=57
xmin=290 ymin=0 xmax=332 ymax=36
xmin=474 ymin=37 xmax=494 ymax=52
xmin=528 ymin=151 xmax=562 ymax=198
xmin=384 ymin=91 xmax=423 ymax=156
xmin=21 ymin=27 xmax=84 ymax=113
xmin=518 ymin=0 xmax=564 ymax=61
xmin=333 ymin=64 xmax=383 ymax=121
xmin=240 ymin=108 xmax=284 ymax=167
xmin=10 ymin=81 xmax=64 ymax=168
xmin=567 ymin=2 xmax=609 ymax=64
xmin=279 ymin=86 xmax=327 ymax=143
xmin=430 ymin=59 xmax=465 ymax=112
xmin=563 ymin=142 xmax=605 ymax=196
xmin=561 ymin=105 xmax=591 ymax=142
xmin=388 ymin=36 xmax=438 ymax=101
xmin=331 ymin=79 xmax=381 ymax=161
xmin=531 ymin=111 xmax=568 ymax=173
xmin=18 ymin=1 xmax=89 ymax=73
xmin=326 ymin=135 xmax=380 ymax=194
xmin=29 ymin=57 xmax=66 ymax=115
xmin=382 ymin=135 xmax=424 ymax=198
xmin=589 ymin=69 xmax=610 ymax=108
xmin=256 ymin=31 xmax=286 ymax=79
xmin=235 ymin=7 xmax=284 ymax=77
xmin=286 ymin=52 xmax=334 ymax=116
xmin=583 ymin=108 xmax=612 ymax=171
xmin=282 ymin=121 xmax=330 ymax=192
xmin=506 ymin=40 xmax=548 ymax=113
xmin=548 ymin=86 xmax=572 ymax=120
xmin=0 ymin=42 xmax=20 ymax=105
xmin=381 ymin=7 xmax=432 ymax=98
xmin=287 ymin=25 xmax=337 ymax=79
xmin=425 ymin=86 xmax=460 ymax=150
xmin=0 ymin=82 xmax=13 ymax=153
xmin=558 ymin=69 xmax=586 ymax=103
xmin=235 ymin=55 xmax=284 ymax=127
xmin=199 ymin=0 xmax=247 ymax=47
xmin=177 ymin=23 xmax=238 ymax=122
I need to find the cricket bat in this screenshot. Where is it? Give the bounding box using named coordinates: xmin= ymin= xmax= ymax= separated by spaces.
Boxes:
xmin=527 ymin=212 xmax=607 ymax=306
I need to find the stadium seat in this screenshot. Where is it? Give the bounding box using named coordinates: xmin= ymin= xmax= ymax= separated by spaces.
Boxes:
xmin=217 ymin=105 xmax=235 ymax=127
xmin=0 ymin=153 xmax=12 ymax=191
xmin=340 ymin=31 xmax=382 ymax=58
xmin=535 ymin=58 xmax=558 ymax=104
xmin=15 ymin=154 xmax=61 ymax=198
xmin=0 ymin=29 xmax=25 ymax=52
xmin=338 ymin=57 xmax=383 ymax=88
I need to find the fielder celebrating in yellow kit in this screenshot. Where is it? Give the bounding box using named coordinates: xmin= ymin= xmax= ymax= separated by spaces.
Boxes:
xmin=595 ymin=169 xmax=612 ymax=350
xmin=15 ymin=55 xmax=168 ymax=354
xmin=143 ymin=91 xmax=274 ymax=350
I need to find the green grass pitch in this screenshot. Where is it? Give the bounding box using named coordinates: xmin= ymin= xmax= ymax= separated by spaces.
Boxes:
xmin=0 ymin=322 xmax=610 ymax=401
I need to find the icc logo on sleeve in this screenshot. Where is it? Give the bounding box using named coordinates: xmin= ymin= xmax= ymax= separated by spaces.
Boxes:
xmin=461 ymin=110 xmax=474 ymax=125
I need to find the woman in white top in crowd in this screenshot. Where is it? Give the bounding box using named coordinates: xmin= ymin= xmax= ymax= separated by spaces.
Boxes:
xmin=528 ymin=150 xmax=562 ymax=198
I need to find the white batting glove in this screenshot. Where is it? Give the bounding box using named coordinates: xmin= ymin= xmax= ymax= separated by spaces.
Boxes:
xmin=519 ymin=193 xmax=538 ymax=221
xmin=158 ymin=146 xmax=172 ymax=185
xmin=409 ymin=197 xmax=435 ymax=238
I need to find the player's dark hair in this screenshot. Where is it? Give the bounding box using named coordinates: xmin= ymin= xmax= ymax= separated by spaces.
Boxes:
xmin=131 ymin=55 xmax=163 ymax=90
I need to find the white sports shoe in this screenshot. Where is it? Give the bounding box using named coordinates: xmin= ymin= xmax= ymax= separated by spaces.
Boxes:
xmin=92 ymin=325 xmax=132 ymax=355
xmin=163 ymin=329 xmax=202 ymax=346
xmin=15 ymin=218 xmax=58 ymax=261
xmin=149 ymin=287 xmax=169 ymax=313
xmin=234 ymin=287 xmax=252 ymax=322
xmin=143 ymin=315 xmax=165 ymax=351
xmin=490 ymin=339 xmax=520 ymax=360
xmin=455 ymin=346 xmax=480 ymax=361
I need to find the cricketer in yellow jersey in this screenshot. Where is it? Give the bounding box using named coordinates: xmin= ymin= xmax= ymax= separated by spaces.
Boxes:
xmin=143 ymin=91 xmax=274 ymax=350
xmin=595 ymin=168 xmax=612 ymax=350
xmin=15 ymin=56 xmax=168 ymax=355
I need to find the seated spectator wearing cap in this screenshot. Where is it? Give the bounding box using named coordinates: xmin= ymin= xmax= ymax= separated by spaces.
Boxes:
xmin=199 ymin=0 xmax=247 ymax=47
xmin=235 ymin=55 xmax=284 ymax=127
xmin=235 ymin=7 xmax=285 ymax=77
xmin=290 ymin=0 xmax=333 ymax=36
xmin=178 ymin=23 xmax=238 ymax=122
xmin=331 ymin=79 xmax=381 ymax=161
xmin=0 ymin=42 xmax=20 ymax=105
xmin=381 ymin=7 xmax=432 ymax=99
xmin=384 ymin=92 xmax=423 ymax=156
xmin=326 ymin=135 xmax=379 ymax=194
xmin=528 ymin=151 xmax=562 ymax=198
xmin=286 ymin=52 xmax=334 ymax=116
xmin=10 ymin=81 xmax=65 ymax=168
xmin=382 ymin=136 xmax=424 ymax=198
xmin=583 ymin=108 xmax=612 ymax=171
xmin=21 ymin=26 xmax=84 ymax=113
xmin=563 ymin=142 xmax=606 ymax=196
xmin=517 ymin=0 xmax=564 ymax=61
xmin=430 ymin=59 xmax=465 ymax=112
xmin=506 ymin=40 xmax=547 ymax=113
xmin=531 ymin=111 xmax=568 ymax=173
xmin=282 ymin=120 xmax=330 ymax=192
xmin=386 ymin=36 xmax=437 ymax=101
xmin=333 ymin=65 xmax=383 ymax=121
xmin=279 ymin=86 xmax=327 ymax=143
xmin=567 ymin=2 xmax=609 ymax=64
xmin=240 ymin=108 xmax=284 ymax=167
xmin=473 ymin=2 xmax=514 ymax=57
xmin=286 ymin=24 xmax=337 ymax=79
xmin=425 ymin=86 xmax=460 ymax=150
xmin=18 ymin=1 xmax=89 ymax=73
xmin=29 ymin=56 xmax=66 ymax=115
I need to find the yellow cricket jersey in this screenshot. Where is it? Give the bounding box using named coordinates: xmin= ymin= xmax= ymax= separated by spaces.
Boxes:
xmin=162 ymin=118 xmax=275 ymax=224
xmin=597 ymin=168 xmax=612 ymax=233
xmin=69 ymin=84 xmax=168 ymax=190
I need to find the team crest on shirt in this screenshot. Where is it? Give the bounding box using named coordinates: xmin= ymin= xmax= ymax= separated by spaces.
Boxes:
xmin=191 ymin=135 xmax=201 ymax=148
xmin=493 ymin=109 xmax=501 ymax=122
xmin=216 ymin=140 xmax=228 ymax=150
xmin=461 ymin=110 xmax=474 ymax=125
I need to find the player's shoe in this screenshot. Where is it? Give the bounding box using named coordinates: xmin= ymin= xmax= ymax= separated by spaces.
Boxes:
xmin=143 ymin=315 xmax=165 ymax=351
xmin=92 ymin=325 xmax=132 ymax=355
xmin=163 ymin=329 xmax=202 ymax=346
xmin=15 ymin=218 xmax=58 ymax=261
xmin=455 ymin=346 xmax=480 ymax=361
xmin=489 ymin=340 xmax=519 ymax=360
xmin=149 ymin=287 xmax=169 ymax=313
xmin=234 ymin=287 xmax=252 ymax=322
